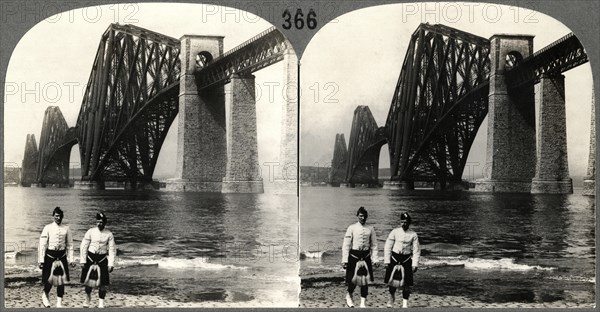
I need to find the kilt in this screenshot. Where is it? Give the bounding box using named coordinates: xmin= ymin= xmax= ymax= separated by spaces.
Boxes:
xmin=80 ymin=252 xmax=110 ymax=286
xmin=345 ymin=249 xmax=374 ymax=285
xmin=41 ymin=249 xmax=70 ymax=285
xmin=384 ymin=252 xmax=414 ymax=287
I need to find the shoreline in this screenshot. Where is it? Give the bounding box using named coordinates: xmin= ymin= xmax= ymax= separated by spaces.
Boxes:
xmin=4 ymin=274 xmax=295 ymax=308
xmin=5 ymin=275 xmax=596 ymax=308
xmin=299 ymin=278 xmax=596 ymax=308
xmin=299 ymin=272 xmax=596 ymax=309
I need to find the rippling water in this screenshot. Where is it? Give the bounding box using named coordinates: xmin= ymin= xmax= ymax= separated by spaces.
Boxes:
xmin=4 ymin=187 xmax=299 ymax=306
xmin=299 ymin=187 xmax=595 ymax=304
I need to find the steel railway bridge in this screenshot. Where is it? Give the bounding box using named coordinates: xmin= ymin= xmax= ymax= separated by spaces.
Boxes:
xmin=21 ymin=23 xmax=297 ymax=193
xmin=330 ymin=23 xmax=591 ymax=193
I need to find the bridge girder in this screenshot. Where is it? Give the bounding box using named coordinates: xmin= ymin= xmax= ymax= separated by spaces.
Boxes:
xmin=195 ymin=27 xmax=290 ymax=89
xmin=76 ymin=23 xmax=181 ymax=185
xmin=505 ymin=32 xmax=588 ymax=89
xmin=385 ymin=23 xmax=491 ymax=185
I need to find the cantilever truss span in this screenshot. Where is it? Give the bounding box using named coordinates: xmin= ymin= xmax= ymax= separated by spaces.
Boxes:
xmin=385 ymin=23 xmax=491 ymax=186
xmin=21 ymin=134 xmax=39 ymax=186
xmin=37 ymin=107 xmax=78 ymax=185
xmin=329 ymin=133 xmax=348 ymax=185
xmin=26 ymin=23 xmax=293 ymax=188
xmin=346 ymin=106 xmax=387 ymax=185
xmin=340 ymin=24 xmax=589 ymax=188
xmin=77 ymin=23 xmax=181 ymax=185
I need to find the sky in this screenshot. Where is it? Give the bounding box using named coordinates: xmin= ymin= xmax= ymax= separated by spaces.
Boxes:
xmin=300 ymin=2 xmax=594 ymax=179
xmin=3 ymin=3 xmax=289 ymax=180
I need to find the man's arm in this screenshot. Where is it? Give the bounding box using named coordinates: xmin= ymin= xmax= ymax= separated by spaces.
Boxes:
xmin=412 ymin=232 xmax=421 ymax=272
xmin=370 ymin=227 xmax=379 ymax=263
xmin=107 ymin=232 xmax=116 ymax=270
xmin=383 ymin=230 xmax=395 ymax=264
xmin=80 ymin=230 xmax=91 ymax=264
xmin=66 ymin=226 xmax=74 ymax=263
xmin=38 ymin=225 xmax=49 ymax=264
xmin=342 ymin=225 xmax=353 ymax=264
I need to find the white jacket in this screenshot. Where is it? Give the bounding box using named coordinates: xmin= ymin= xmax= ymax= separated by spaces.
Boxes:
xmin=383 ymin=228 xmax=420 ymax=266
xmin=342 ymin=222 xmax=379 ymax=263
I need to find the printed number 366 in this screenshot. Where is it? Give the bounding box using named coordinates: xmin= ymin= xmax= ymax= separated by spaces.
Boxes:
xmin=282 ymin=9 xmax=317 ymax=30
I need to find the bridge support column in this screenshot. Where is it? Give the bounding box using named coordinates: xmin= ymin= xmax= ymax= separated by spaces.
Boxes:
xmin=221 ymin=74 xmax=264 ymax=193
xmin=475 ymin=34 xmax=536 ymax=193
xmin=166 ymin=35 xmax=226 ymax=192
xmin=531 ymin=74 xmax=573 ymax=193
xmin=583 ymin=93 xmax=595 ymax=196
xmin=270 ymin=48 xmax=298 ymax=194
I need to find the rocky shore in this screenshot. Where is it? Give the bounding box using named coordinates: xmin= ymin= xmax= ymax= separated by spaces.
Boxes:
xmin=299 ymin=276 xmax=596 ymax=308
xmin=4 ymin=275 xmax=289 ymax=308
xmin=5 ymin=274 xmax=595 ymax=308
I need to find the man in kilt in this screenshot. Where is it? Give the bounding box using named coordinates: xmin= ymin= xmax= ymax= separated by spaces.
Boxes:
xmin=80 ymin=212 xmax=116 ymax=308
xmin=38 ymin=207 xmax=75 ymax=308
xmin=341 ymin=207 xmax=379 ymax=308
xmin=383 ymin=212 xmax=421 ymax=308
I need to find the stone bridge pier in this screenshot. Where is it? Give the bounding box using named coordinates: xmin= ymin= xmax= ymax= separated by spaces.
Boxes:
xmin=166 ymin=34 xmax=295 ymax=193
xmin=476 ymin=34 xmax=578 ymax=194
xmin=221 ymin=73 xmax=263 ymax=193
xmin=531 ymin=74 xmax=573 ymax=193
xmin=475 ymin=34 xmax=536 ymax=192
xmin=166 ymin=34 xmax=227 ymax=192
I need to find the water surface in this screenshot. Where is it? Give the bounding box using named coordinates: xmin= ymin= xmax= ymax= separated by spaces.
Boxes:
xmin=4 ymin=187 xmax=299 ymax=306
xmin=300 ymin=187 xmax=595 ymax=304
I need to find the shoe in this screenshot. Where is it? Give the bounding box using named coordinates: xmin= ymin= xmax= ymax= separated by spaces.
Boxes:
xmin=56 ymin=297 xmax=63 ymax=308
xmin=387 ymin=294 xmax=395 ymax=308
xmin=98 ymin=299 xmax=105 ymax=308
xmin=360 ymin=297 xmax=366 ymax=308
xmin=83 ymin=294 xmax=91 ymax=308
xmin=345 ymin=293 xmax=354 ymax=307
xmin=41 ymin=292 xmax=50 ymax=308
xmin=402 ymin=299 xmax=408 ymax=308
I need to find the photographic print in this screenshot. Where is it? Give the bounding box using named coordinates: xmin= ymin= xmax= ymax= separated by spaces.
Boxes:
xmin=299 ymin=2 xmax=595 ymax=308
xmin=3 ymin=0 xmax=598 ymax=310
xmin=3 ymin=2 xmax=298 ymax=308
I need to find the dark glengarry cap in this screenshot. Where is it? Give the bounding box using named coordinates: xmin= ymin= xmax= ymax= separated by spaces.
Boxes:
xmin=96 ymin=212 xmax=107 ymax=222
xmin=356 ymin=206 xmax=368 ymax=217
xmin=400 ymin=212 xmax=411 ymax=221
xmin=53 ymin=206 xmax=63 ymax=217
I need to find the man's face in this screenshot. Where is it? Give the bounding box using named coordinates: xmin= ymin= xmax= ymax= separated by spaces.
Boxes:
xmin=53 ymin=213 xmax=63 ymax=225
xmin=400 ymin=219 xmax=409 ymax=230
xmin=357 ymin=212 xmax=367 ymax=225
xmin=97 ymin=219 xmax=106 ymax=231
